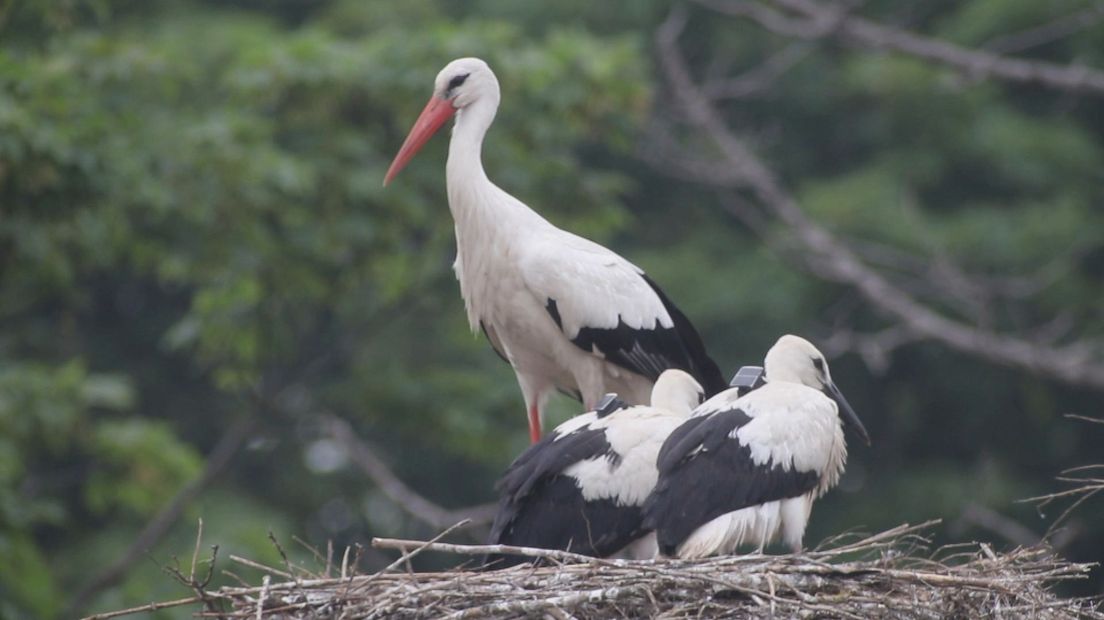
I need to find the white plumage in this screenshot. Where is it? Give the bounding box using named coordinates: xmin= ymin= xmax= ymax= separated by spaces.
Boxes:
xmin=644 ymin=335 xmax=870 ymax=558
xmin=484 ymin=369 xmax=705 ymax=567
xmin=385 ymin=57 xmax=725 ymax=443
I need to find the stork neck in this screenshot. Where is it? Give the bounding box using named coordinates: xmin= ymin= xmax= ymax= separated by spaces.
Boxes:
xmin=445 ymin=96 xmax=543 ymax=241
xmin=446 ymin=98 xmax=496 ymax=193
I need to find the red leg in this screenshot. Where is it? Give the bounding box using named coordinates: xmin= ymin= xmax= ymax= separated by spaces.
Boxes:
xmin=528 ymin=403 xmax=542 ymax=444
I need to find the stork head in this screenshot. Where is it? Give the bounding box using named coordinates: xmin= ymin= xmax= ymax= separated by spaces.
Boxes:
xmin=384 ymin=57 xmax=501 ymax=185
xmin=764 ymin=335 xmax=871 ymax=445
xmin=650 ymin=369 xmax=705 ymax=418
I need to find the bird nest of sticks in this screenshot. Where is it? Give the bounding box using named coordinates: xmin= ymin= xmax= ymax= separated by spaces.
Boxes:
xmin=88 ymin=520 xmax=1102 ymax=620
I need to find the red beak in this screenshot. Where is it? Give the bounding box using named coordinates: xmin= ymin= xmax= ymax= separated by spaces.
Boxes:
xmin=383 ymin=95 xmax=456 ymax=186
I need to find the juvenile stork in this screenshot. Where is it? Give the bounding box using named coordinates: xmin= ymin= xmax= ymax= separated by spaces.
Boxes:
xmin=483 ymin=369 xmax=705 ymax=568
xmin=384 ymin=58 xmax=726 ymax=443
xmin=643 ymin=335 xmax=870 ymax=558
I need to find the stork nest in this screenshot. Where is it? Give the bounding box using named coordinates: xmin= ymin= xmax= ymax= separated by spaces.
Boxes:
xmin=86 ymin=521 xmax=1101 ymax=620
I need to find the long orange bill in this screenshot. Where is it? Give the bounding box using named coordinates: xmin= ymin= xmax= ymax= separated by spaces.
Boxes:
xmin=383 ymin=95 xmax=456 ymax=185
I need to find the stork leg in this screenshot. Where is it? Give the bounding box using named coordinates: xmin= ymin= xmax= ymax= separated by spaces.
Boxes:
xmin=527 ymin=404 xmax=542 ymax=444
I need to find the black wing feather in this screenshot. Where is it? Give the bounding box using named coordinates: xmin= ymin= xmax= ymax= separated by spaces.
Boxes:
xmin=483 ymin=477 xmax=645 ymax=569
xmin=644 ymin=409 xmax=820 ymax=556
xmin=641 ymin=275 xmax=727 ymax=396
xmin=655 ymin=409 xmax=749 ymax=475
xmin=494 ymin=424 xmax=611 ymax=501
xmin=543 ymin=275 xmax=727 ymax=399
xmin=485 ymin=423 xmax=645 ymax=568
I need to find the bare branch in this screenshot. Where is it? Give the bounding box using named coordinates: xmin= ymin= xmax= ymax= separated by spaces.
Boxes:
xmin=698 ymin=0 xmax=1104 ymax=95
xmin=66 ymin=415 xmax=257 ymax=616
xmin=704 ymin=42 xmax=813 ymax=100
xmin=982 ymin=3 xmax=1104 ymax=55
xmin=951 ymin=503 xmax=1040 ymax=548
xmin=819 ymin=325 xmax=923 ymax=373
xmin=694 ymin=0 xmax=840 ymax=38
xmin=78 ymin=596 xmax=202 ymax=620
xmin=159 ymin=543 xmax=223 ymax=618
xmin=655 ymin=8 xmax=1104 ymax=391
xmin=90 ymin=519 xmax=1104 ymax=620
xmin=323 ymin=414 xmax=498 ymax=531
xmin=373 ymin=536 xmax=603 ymax=565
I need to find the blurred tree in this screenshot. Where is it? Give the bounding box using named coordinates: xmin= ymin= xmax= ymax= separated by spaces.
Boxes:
xmin=1 ymin=0 xmax=1102 ymax=617
xmin=1 ymin=1 xmax=648 ymax=617
xmin=641 ymin=0 xmax=1104 ymax=593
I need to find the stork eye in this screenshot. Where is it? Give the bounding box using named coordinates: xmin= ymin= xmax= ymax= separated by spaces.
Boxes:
xmin=447 ymin=73 xmax=470 ymax=91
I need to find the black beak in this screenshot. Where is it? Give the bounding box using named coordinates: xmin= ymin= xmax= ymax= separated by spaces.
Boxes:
xmin=825 ymin=381 xmax=870 ymax=446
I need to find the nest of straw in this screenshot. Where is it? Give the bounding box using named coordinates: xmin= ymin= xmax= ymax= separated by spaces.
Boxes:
xmin=91 ymin=521 xmax=1100 ymax=620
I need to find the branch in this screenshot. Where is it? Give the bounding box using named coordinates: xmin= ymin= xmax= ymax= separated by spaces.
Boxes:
xmin=323 ymin=414 xmax=498 ymax=531
xmin=66 ymin=415 xmax=257 ymax=616
xmin=982 ymin=4 xmax=1104 ymax=55
xmin=951 ymin=503 xmax=1041 ymax=548
xmin=819 ymin=325 xmax=923 ymax=373
xmin=78 ymin=596 xmax=202 ymax=620
xmin=703 ymin=42 xmax=813 ymax=100
xmin=372 ymin=536 xmax=604 ymax=565
xmin=655 ymin=8 xmax=1104 ymax=391
xmin=698 ymin=0 xmax=1104 ymax=95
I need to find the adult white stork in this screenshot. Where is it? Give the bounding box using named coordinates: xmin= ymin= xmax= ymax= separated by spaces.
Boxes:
xmin=643 ymin=335 xmax=870 ymax=558
xmin=483 ymin=369 xmax=705 ymax=568
xmin=384 ymin=57 xmax=727 ymax=443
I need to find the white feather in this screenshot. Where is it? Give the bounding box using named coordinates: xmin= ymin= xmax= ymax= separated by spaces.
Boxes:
xmin=559 ymin=370 xmax=703 ymax=507
xmin=733 ymin=383 xmax=847 ymax=492
xmin=665 ymin=335 xmax=857 ymax=557
xmin=434 ymin=57 xmax=679 ymax=420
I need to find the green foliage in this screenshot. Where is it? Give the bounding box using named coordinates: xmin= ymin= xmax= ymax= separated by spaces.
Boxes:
xmin=85 ymin=419 xmax=202 ymax=516
xmin=1 ymin=1 xmax=650 ymax=617
xmin=1 ymin=0 xmax=1103 ymax=616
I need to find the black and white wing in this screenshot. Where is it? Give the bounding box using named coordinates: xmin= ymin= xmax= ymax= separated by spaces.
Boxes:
xmin=484 ymin=404 xmax=676 ymax=568
xmin=643 ymin=391 xmax=824 ymax=556
xmin=519 ymin=232 xmax=727 ymax=396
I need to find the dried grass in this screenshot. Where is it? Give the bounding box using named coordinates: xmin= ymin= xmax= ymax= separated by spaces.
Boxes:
xmin=84 ymin=520 xmax=1102 ymax=620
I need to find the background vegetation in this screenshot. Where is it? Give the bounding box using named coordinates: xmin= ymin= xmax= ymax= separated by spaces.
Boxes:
xmin=1 ymin=1 xmax=1102 ymax=617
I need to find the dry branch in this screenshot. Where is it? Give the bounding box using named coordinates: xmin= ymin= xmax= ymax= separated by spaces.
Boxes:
xmin=85 ymin=521 xmax=1102 ymax=620
xmin=67 ymin=415 xmax=257 ymax=616
xmin=698 ymin=0 xmax=1104 ymax=94
xmin=323 ymin=414 xmax=497 ymax=531
xmin=652 ymin=7 xmax=1104 ymax=392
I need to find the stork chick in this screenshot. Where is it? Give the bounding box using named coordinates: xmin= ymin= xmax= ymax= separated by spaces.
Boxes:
xmin=484 ymin=369 xmax=705 ymax=568
xmin=644 ymin=335 xmax=870 ymax=558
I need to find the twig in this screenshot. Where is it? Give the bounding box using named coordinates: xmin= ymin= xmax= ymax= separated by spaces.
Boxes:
xmin=229 ymin=555 xmax=295 ymax=580
xmin=655 ymin=6 xmax=1104 ymax=392
xmin=701 ymin=0 xmax=1104 ymax=94
xmin=441 ymin=584 xmax=648 ymax=620
xmin=190 ymin=518 xmax=205 ymax=583
xmin=66 ymin=415 xmax=257 ymax=616
xmin=255 ymin=575 xmax=269 ymax=620
xmin=952 ymin=503 xmax=1040 ymax=548
xmin=78 ymin=596 xmax=202 ymax=620
xmin=292 ymin=535 xmax=329 ymax=575
xmin=159 ymin=544 xmax=222 ymax=618
xmin=89 ymin=519 xmax=1104 ymax=620
xmin=703 ymin=42 xmax=813 ymax=99
xmin=361 ymin=519 xmax=473 ymax=586
xmin=324 ymin=414 xmax=497 ymax=530
xmin=982 ymin=4 xmax=1104 ymax=55
xmin=267 ymin=531 xmax=308 ymax=600
xmin=372 ymin=537 xmax=609 ymax=565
